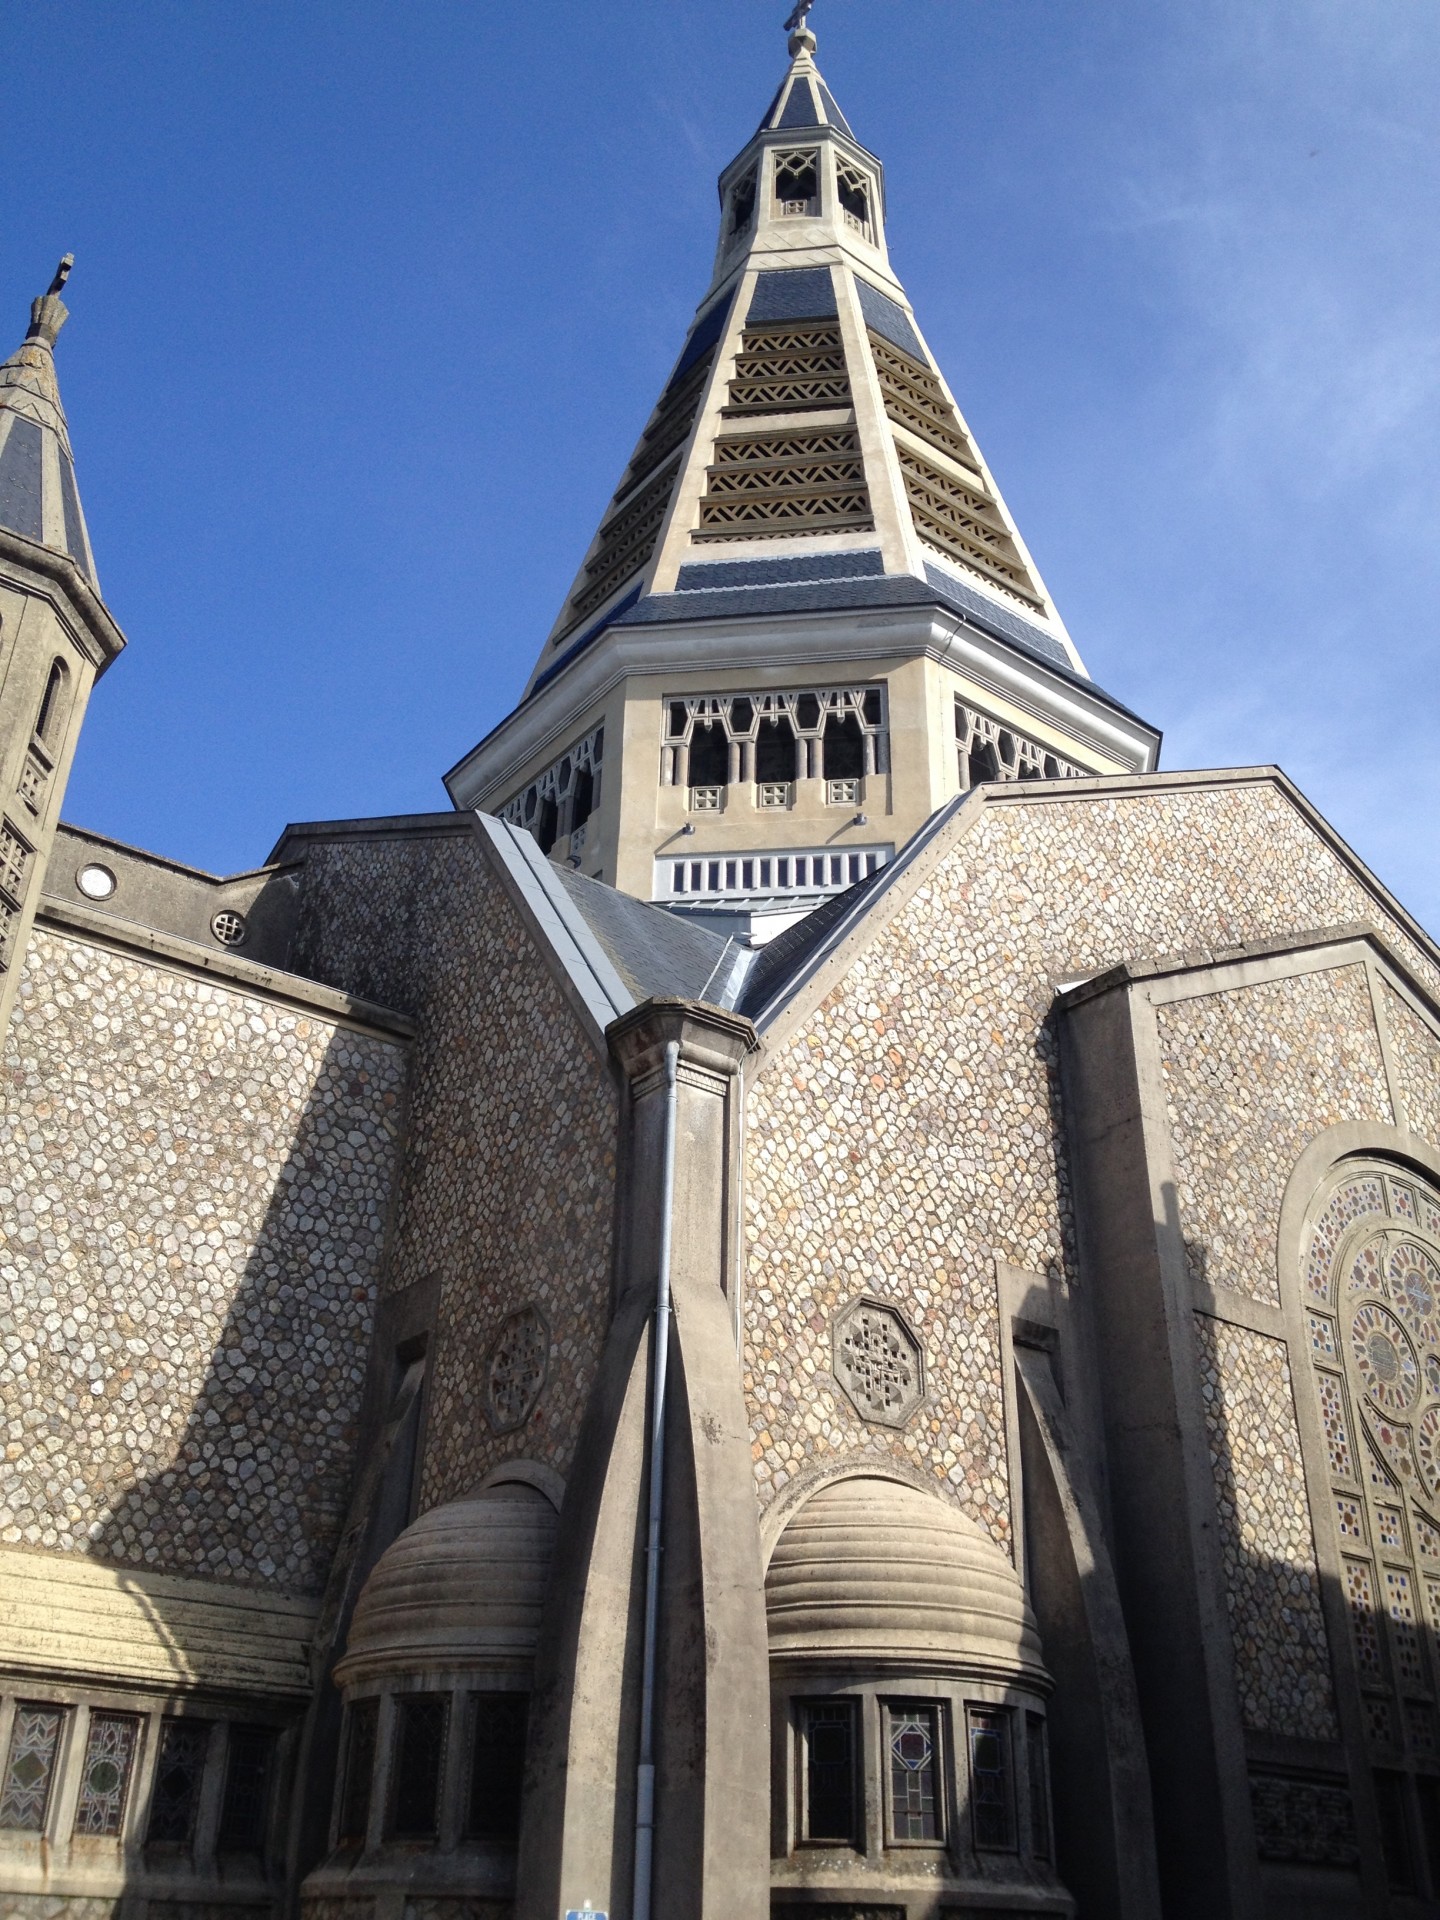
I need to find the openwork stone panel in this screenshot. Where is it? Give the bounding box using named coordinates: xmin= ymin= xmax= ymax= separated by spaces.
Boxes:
xmin=0 ymin=929 xmax=406 ymax=1588
xmin=1158 ymin=967 xmax=1391 ymax=1306
xmin=289 ymin=833 xmax=617 ymax=1506
xmin=1248 ymin=1771 xmax=1358 ymax=1867
xmin=744 ymin=781 xmax=1440 ymax=1545
xmin=1385 ymin=985 xmax=1440 ymax=1151
xmin=1192 ymin=1316 xmax=1338 ymax=1739
xmin=831 ymin=1297 xmax=925 ymax=1428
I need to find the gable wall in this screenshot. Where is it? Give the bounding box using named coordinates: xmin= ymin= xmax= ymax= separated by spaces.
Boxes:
xmin=288 ymin=828 xmax=619 ymax=1507
xmin=744 ymin=779 xmax=1440 ymax=1558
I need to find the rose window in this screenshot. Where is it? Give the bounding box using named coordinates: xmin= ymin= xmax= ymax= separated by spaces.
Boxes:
xmin=1305 ymin=1160 xmax=1440 ymax=1770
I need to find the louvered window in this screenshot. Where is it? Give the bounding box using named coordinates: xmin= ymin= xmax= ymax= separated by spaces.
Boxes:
xmin=869 ymin=332 xmax=984 ymax=471
xmin=568 ymin=459 xmax=680 ymax=625
xmin=896 ymin=443 xmax=1043 ymax=609
xmin=724 ymin=325 xmax=851 ymax=415
xmin=697 ymin=427 xmax=870 ymax=538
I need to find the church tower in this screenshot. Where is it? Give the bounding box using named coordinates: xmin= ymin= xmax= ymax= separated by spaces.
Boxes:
xmin=0 ymin=261 xmax=125 ymax=1040
xmin=446 ymin=13 xmax=1160 ymax=937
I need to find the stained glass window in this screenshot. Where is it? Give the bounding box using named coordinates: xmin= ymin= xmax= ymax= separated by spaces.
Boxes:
xmin=146 ymin=1719 xmax=210 ymax=1845
xmin=1308 ymin=1163 xmax=1440 ymax=1801
xmin=217 ymin=1724 xmax=275 ymax=1853
xmin=338 ymin=1699 xmax=378 ymax=1843
xmin=466 ymin=1692 xmax=528 ymax=1844
xmin=73 ymin=1712 xmax=140 ymax=1836
xmin=967 ymin=1707 xmax=1014 ymax=1850
xmin=886 ymin=1704 xmax=940 ymax=1842
xmin=800 ymin=1700 xmax=858 ymax=1845
xmin=389 ymin=1697 xmax=448 ymax=1841
xmin=1026 ymin=1712 xmax=1052 ymax=1860
xmin=0 ymin=1703 xmax=64 ymax=1831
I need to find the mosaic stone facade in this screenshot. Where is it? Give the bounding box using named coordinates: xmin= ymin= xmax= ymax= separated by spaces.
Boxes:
xmin=1385 ymin=985 xmax=1440 ymax=1151
xmin=1158 ymin=966 xmax=1391 ymax=1306
xmin=1193 ymin=1314 xmax=1337 ymax=1739
xmin=0 ymin=928 xmax=406 ymax=1589
xmin=743 ymin=782 xmax=1432 ymax=1543
xmin=288 ymin=831 xmax=617 ymax=1507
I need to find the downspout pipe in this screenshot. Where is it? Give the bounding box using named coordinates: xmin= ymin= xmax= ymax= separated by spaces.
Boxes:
xmin=633 ymin=1037 xmax=681 ymax=1920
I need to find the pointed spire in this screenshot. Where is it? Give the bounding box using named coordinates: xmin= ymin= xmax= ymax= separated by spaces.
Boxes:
xmin=0 ymin=256 xmax=98 ymax=584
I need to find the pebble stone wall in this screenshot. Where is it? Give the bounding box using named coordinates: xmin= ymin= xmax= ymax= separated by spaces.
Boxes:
xmin=1385 ymin=985 xmax=1440 ymax=1151
xmin=1193 ymin=1313 xmax=1338 ymax=1740
xmin=288 ymin=828 xmax=617 ymax=1509
xmin=1158 ymin=966 xmax=1391 ymax=1307
xmin=0 ymin=928 xmax=407 ymax=1591
xmin=744 ymin=779 xmax=1437 ymax=1550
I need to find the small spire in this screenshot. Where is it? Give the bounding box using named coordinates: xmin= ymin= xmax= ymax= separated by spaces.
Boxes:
xmin=784 ymin=0 xmax=817 ymax=57
xmin=26 ymin=254 xmax=74 ymax=350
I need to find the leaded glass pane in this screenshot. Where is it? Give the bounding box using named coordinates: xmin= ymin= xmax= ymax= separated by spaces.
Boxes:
xmin=0 ymin=1703 xmax=64 ymax=1831
xmin=466 ymin=1692 xmax=528 ymax=1844
xmin=801 ymin=1700 xmax=858 ymax=1844
xmin=217 ymin=1724 xmax=275 ymax=1853
xmin=73 ymin=1712 xmax=139 ymax=1836
xmin=338 ymin=1699 xmax=378 ymax=1843
xmin=390 ymin=1697 xmax=448 ymax=1840
xmin=886 ymin=1704 xmax=940 ymax=1842
xmin=146 ymin=1719 xmax=210 ymax=1845
xmin=968 ymin=1707 xmax=1014 ymax=1850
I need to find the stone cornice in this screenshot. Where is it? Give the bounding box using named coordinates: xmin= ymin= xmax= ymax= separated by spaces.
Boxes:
xmin=0 ymin=524 xmax=125 ymax=671
xmin=446 ymin=603 xmax=1158 ymax=812
xmin=36 ymin=896 xmax=415 ymax=1039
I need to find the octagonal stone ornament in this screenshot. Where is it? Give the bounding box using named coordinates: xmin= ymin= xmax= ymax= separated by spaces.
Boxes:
xmin=832 ymin=1295 xmax=926 ymax=1429
xmin=484 ymin=1305 xmax=551 ymax=1435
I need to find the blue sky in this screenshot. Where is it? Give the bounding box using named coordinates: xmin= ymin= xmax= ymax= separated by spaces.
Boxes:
xmin=6 ymin=1 xmax=1438 ymax=930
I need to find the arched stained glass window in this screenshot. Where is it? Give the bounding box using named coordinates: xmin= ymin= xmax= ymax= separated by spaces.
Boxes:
xmin=1307 ymin=1162 xmax=1440 ymax=1825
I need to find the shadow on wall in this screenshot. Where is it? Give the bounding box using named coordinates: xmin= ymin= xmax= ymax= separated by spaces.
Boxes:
xmin=77 ymin=1015 xmax=407 ymax=1667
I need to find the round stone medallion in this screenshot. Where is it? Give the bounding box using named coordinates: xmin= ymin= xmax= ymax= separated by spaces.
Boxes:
xmin=1350 ymin=1301 xmax=1420 ymax=1414
xmin=1389 ymin=1242 xmax=1440 ymax=1349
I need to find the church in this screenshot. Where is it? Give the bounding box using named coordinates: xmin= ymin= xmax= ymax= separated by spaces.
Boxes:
xmin=1 ymin=11 xmax=1438 ymax=1920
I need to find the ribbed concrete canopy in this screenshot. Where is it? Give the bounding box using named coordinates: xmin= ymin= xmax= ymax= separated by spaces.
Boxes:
xmin=335 ymin=1482 xmax=556 ymax=1685
xmin=766 ymin=1476 xmax=1047 ymax=1687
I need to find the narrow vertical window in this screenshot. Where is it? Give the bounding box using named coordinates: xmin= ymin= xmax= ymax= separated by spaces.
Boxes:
xmin=1026 ymin=1713 xmax=1052 ymax=1859
xmin=389 ymin=1696 xmax=448 ymax=1840
xmin=0 ymin=1703 xmax=64 ymax=1831
xmin=73 ymin=1712 xmax=140 ymax=1836
xmin=338 ymin=1699 xmax=379 ymax=1843
xmin=800 ymin=1700 xmax=859 ymax=1845
xmin=145 ymin=1719 xmax=211 ymax=1845
xmin=886 ymin=1704 xmax=941 ymax=1842
xmin=34 ymin=659 xmax=67 ymax=744
xmin=466 ymin=1692 xmax=529 ymax=1844
xmin=217 ymin=1725 xmax=276 ymax=1853
xmin=968 ymin=1707 xmax=1014 ymax=1850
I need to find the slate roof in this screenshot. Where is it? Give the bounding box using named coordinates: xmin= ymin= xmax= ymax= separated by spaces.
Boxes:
xmin=756 ymin=61 xmax=857 ymax=139
xmin=0 ymin=272 xmax=97 ymax=584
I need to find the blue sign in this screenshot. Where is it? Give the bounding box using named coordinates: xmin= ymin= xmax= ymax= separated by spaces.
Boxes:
xmin=565 ymin=1911 xmax=608 ymax=1920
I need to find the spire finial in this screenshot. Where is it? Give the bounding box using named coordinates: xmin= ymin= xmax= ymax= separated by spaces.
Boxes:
xmin=25 ymin=254 xmax=74 ymax=349
xmin=784 ymin=0 xmax=817 ymax=57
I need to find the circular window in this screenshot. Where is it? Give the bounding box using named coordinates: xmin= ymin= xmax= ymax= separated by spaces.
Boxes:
xmin=210 ymin=910 xmax=247 ymax=948
xmin=76 ymin=863 xmax=116 ymax=900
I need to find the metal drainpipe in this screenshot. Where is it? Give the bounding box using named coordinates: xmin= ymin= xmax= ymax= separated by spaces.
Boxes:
xmin=633 ymin=1038 xmax=680 ymax=1920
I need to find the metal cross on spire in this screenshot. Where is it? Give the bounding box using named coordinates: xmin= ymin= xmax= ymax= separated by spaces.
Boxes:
xmin=783 ymin=0 xmax=815 ymax=36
